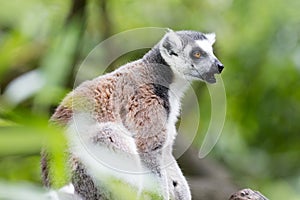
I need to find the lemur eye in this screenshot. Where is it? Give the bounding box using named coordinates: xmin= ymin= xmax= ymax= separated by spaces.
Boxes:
xmin=193 ymin=51 xmax=201 ymax=59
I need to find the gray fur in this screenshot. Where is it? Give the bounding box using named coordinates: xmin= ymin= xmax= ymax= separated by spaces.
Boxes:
xmin=72 ymin=163 xmax=109 ymax=200
xmin=41 ymin=29 xmax=223 ymax=200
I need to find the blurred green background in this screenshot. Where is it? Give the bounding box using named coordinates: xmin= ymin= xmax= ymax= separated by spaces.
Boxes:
xmin=0 ymin=0 xmax=300 ymax=199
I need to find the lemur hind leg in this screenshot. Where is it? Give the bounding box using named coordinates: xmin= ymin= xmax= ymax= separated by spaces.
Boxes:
xmin=68 ymin=120 xmax=143 ymax=199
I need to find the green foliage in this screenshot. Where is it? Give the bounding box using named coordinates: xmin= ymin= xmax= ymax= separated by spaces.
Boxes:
xmin=105 ymin=178 xmax=162 ymax=200
xmin=0 ymin=0 xmax=300 ymax=199
xmin=0 ymin=109 xmax=69 ymax=188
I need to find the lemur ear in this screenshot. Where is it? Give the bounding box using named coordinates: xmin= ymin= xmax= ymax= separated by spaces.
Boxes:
xmin=205 ymin=33 xmax=216 ymax=45
xmin=161 ymin=29 xmax=183 ymax=56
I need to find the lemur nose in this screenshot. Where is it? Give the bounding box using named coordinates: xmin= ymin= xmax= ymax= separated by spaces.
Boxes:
xmin=214 ymin=59 xmax=224 ymax=73
xmin=217 ymin=63 xmax=224 ymax=73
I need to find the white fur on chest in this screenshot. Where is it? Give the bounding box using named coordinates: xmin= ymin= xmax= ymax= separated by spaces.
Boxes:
xmin=166 ymin=74 xmax=189 ymax=144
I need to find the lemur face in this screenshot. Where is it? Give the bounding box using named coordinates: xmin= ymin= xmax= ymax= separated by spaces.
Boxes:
xmin=159 ymin=30 xmax=224 ymax=83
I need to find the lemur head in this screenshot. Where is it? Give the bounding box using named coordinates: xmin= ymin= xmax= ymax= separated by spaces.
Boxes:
xmin=159 ymin=29 xmax=224 ymax=83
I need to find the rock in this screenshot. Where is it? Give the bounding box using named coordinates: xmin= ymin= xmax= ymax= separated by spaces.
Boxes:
xmin=229 ymin=188 xmax=268 ymax=200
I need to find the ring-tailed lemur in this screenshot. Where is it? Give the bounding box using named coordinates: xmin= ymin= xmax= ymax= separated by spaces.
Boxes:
xmin=41 ymin=29 xmax=224 ymax=200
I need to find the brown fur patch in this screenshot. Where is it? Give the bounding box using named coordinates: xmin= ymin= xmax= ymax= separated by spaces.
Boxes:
xmin=50 ymin=105 xmax=73 ymax=126
xmin=93 ymin=78 xmax=117 ymax=122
